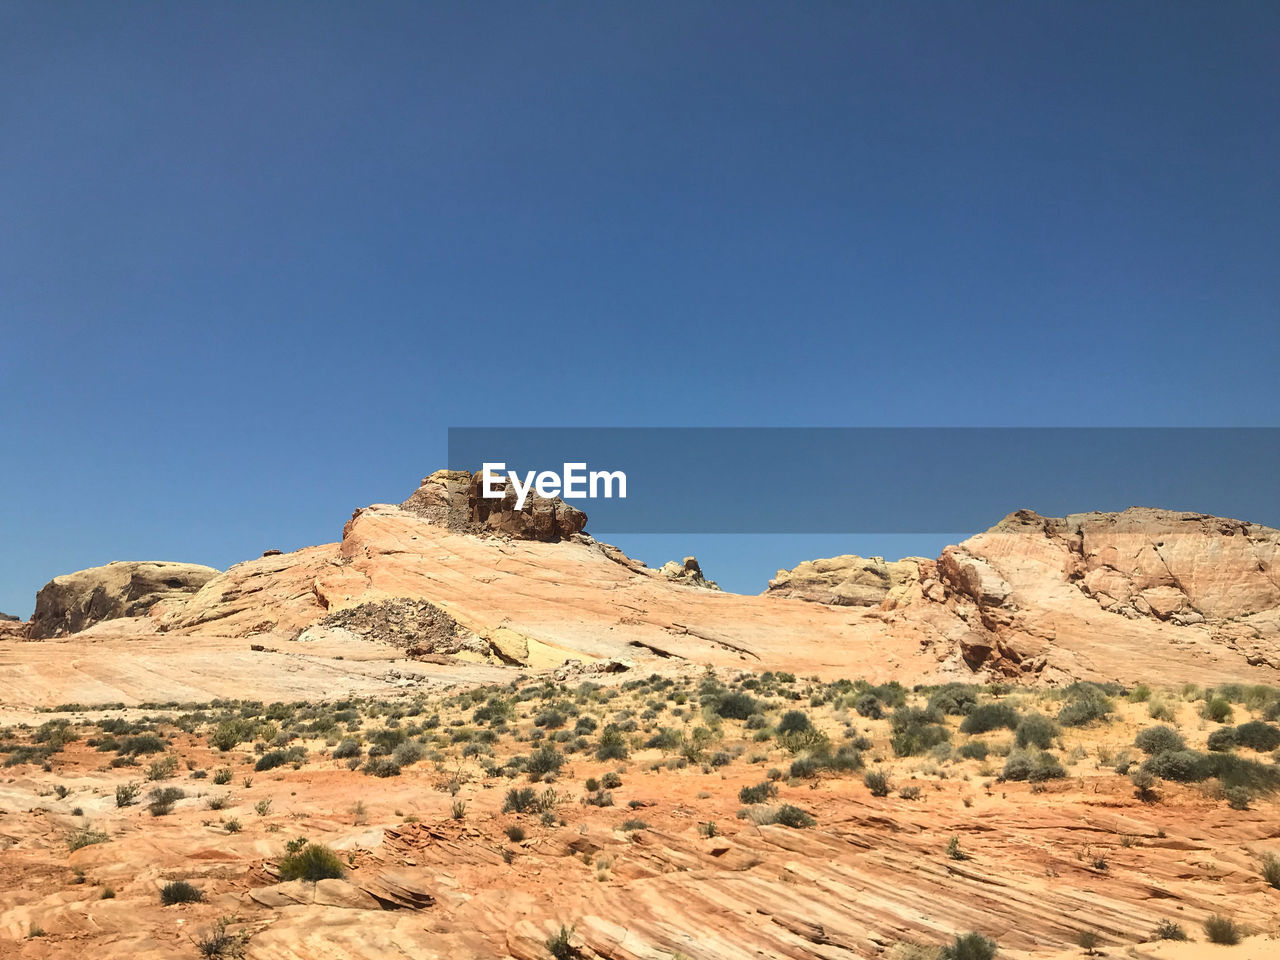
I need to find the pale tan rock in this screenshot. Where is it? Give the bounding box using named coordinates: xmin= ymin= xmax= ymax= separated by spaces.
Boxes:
xmin=29 ymin=560 xmax=220 ymax=638
xmin=767 ymin=555 xmax=925 ymax=606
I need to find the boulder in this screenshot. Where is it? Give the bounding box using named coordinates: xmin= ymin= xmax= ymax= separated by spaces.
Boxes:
xmin=767 ymin=555 xmax=925 ymax=606
xmin=398 ymin=469 xmax=586 ymax=542
xmin=658 ymin=556 xmax=720 ymax=590
xmin=30 ymin=561 xmax=220 ymax=639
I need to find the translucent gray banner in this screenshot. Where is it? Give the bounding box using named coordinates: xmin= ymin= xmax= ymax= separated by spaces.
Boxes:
xmin=447 ymin=427 xmax=1279 ymax=533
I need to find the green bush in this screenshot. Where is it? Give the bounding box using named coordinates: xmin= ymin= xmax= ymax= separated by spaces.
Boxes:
xmin=1014 ymin=714 xmax=1056 ymax=749
xmin=960 ymin=704 xmax=1020 ymax=735
xmin=595 ymin=725 xmax=629 ymax=761
xmin=1141 ymin=750 xmax=1207 ymax=783
xmin=772 ymin=804 xmax=815 ymax=828
xmin=941 ymin=931 xmax=998 ymax=960
xmin=1001 ymin=750 xmax=1065 ymax=782
xmin=714 ymin=691 xmax=758 ymax=720
xmin=928 ymin=684 xmax=979 ymax=716
xmin=362 ymin=757 xmax=401 ymax=777
xmin=546 ymin=924 xmax=575 ymax=960
xmin=391 ymin=740 xmax=424 ymax=767
xmin=1202 ymin=915 xmax=1240 ymax=946
xmin=864 ymin=769 xmax=891 ymax=797
xmin=853 ymin=694 xmax=884 ymax=719
xmin=159 ymin=880 xmax=203 ymax=905
xmin=1206 ymin=727 xmax=1238 ymax=752
xmin=891 ymin=707 xmax=950 ymax=757
xmin=1057 ymin=685 xmax=1112 ymax=727
xmin=776 ymin=710 xmax=812 ymax=734
xmin=1200 ymin=698 xmax=1233 ymax=723
xmin=332 ymin=739 xmax=362 ymax=759
xmin=147 ymin=786 xmax=185 ymax=816
xmin=277 ymin=842 xmax=345 ymax=882
xmin=1262 ymin=854 xmax=1280 ymax=890
xmin=739 ymin=781 xmax=778 ymax=805
xmin=503 ymin=787 xmax=537 ymax=814
xmin=1134 ymin=725 xmax=1184 ymax=755
xmin=1153 ymin=919 xmax=1187 ymax=941
xmin=527 ymin=745 xmax=564 ymax=781
xmin=1235 ymin=720 xmax=1280 ymax=751
xmin=958 ymin=740 xmax=989 ymax=760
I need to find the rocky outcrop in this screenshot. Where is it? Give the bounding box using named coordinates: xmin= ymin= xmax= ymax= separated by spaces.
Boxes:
xmin=767 ymin=555 xmax=928 ymax=606
xmin=658 ymin=556 xmax=719 ymax=590
xmin=0 ymin=612 xmax=18 ymax=622
xmin=29 ymin=561 xmax=220 ymax=639
xmin=398 ymin=469 xmax=587 ymax=542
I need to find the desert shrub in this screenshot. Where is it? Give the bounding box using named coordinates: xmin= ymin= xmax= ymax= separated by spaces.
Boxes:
xmin=255 ymin=751 xmax=289 ymax=772
xmin=899 ymin=786 xmax=922 ymax=800
xmin=147 ymin=786 xmax=186 ymax=816
xmin=212 ymin=767 xmax=233 ymax=784
xmin=584 ymin=789 xmax=614 ymax=807
xmin=853 ymin=694 xmax=884 ymax=719
xmin=119 ymin=734 xmax=166 ymax=755
xmin=67 ymin=825 xmax=110 ymax=851
xmin=960 ymin=704 xmax=1020 ymax=735
xmin=504 ymin=825 xmax=526 ymax=842
xmin=1134 ymin=725 xmax=1184 ymax=755
xmin=1130 ymin=768 xmax=1159 ymax=802
xmin=778 ymin=725 xmax=831 ymax=754
xmin=595 ymin=725 xmax=629 ymax=761
xmin=534 ymin=709 xmax=567 ymax=729
xmin=1153 ymin=919 xmax=1187 ymax=941
xmin=777 ymin=710 xmax=812 ymax=735
xmin=928 ymin=684 xmax=979 ymax=716
xmin=941 ymin=932 xmax=997 ymax=960
xmin=1013 ymin=713 xmax=1056 ymax=749
xmin=1147 ymin=700 xmax=1176 ymax=722
xmin=332 ymin=739 xmax=362 ymax=759
xmin=193 ymin=917 xmax=248 ymax=958
xmin=600 ymin=771 xmax=623 ymax=789
xmin=772 ymin=804 xmax=815 ymax=828
xmin=1202 ymin=915 xmax=1240 ymax=946
xmin=390 ymin=740 xmax=424 ymax=767
xmin=1001 ymin=750 xmax=1065 ymax=782
xmin=739 ymin=781 xmax=778 ymax=804
xmin=115 ymin=781 xmax=141 ymax=807
xmin=160 ymin=880 xmax=203 ymax=905
xmin=146 ymin=755 xmax=179 ymax=781
xmin=527 ymin=744 xmax=564 ymax=781
xmin=1200 ymin=698 xmax=1233 ymax=723
xmin=1141 ymin=750 xmax=1208 ymax=783
xmin=621 ymin=818 xmax=647 ymax=831
xmin=1262 ymin=854 xmax=1280 ymax=890
xmin=864 ymin=769 xmax=891 ymax=797
xmin=209 ymin=719 xmax=255 ymax=751
xmin=278 ymin=842 xmax=345 ymax=881
xmin=891 ymin=708 xmax=950 ymax=757
xmin=958 ymin=740 xmax=989 ymax=760
xmin=1128 ymin=684 xmax=1152 ymax=703
xmin=546 ymin=925 xmax=575 ymax=960
xmin=1206 ymin=728 xmax=1238 ymax=752
xmin=1057 ymin=685 xmax=1113 ymax=727
xmin=1234 ymin=720 xmax=1280 ymax=752
xmin=713 ymin=691 xmax=758 ymax=720
xmin=503 ymin=787 xmax=537 ymax=814
xmin=1224 ymin=786 xmax=1251 ymax=810
xmin=362 ymin=757 xmax=401 ymax=777
xmin=1205 ymin=752 xmax=1280 ymax=793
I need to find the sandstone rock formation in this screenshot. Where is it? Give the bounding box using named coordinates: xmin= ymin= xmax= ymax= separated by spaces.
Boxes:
xmin=0 ymin=611 xmax=19 ymax=621
xmin=768 ymin=555 xmax=927 ymax=606
xmin=398 ymin=469 xmax=587 ymax=542
xmin=7 ymin=480 xmax=1280 ymax=708
xmin=658 ymin=556 xmax=719 ymax=590
xmin=29 ymin=561 xmax=220 ymax=639
xmin=773 ymin=507 xmax=1280 ymax=683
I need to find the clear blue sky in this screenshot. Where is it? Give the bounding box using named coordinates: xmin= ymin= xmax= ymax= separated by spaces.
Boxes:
xmin=2 ymin=2 xmax=1277 ymax=616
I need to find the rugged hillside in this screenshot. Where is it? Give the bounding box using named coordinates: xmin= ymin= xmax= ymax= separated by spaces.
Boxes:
xmin=769 ymin=508 xmax=1280 ymax=684
xmin=3 ymin=478 xmax=1279 ymax=709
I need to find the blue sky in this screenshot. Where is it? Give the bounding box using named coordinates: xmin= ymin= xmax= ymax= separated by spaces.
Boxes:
xmin=1 ymin=2 xmax=1277 ymax=616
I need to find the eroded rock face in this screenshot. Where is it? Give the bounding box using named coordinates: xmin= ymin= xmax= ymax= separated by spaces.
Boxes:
xmin=398 ymin=469 xmax=587 ymax=542
xmin=659 ymin=556 xmax=720 ymax=590
xmin=767 ymin=555 xmax=927 ymax=607
xmin=30 ymin=561 xmax=220 ymax=639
